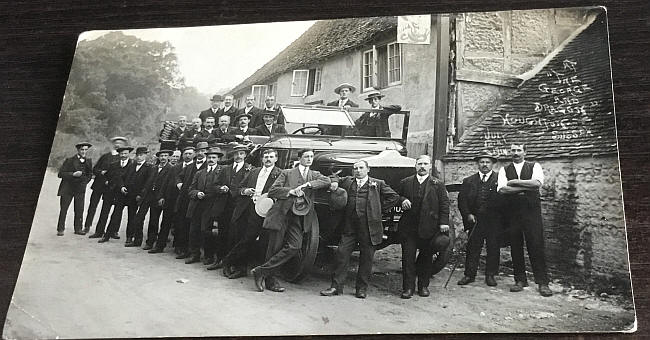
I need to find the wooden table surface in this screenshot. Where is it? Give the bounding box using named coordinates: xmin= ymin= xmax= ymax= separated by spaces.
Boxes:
xmin=1 ymin=1 xmax=648 ymax=338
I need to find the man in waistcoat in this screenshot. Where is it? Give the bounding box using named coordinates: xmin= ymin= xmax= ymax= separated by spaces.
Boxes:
xmin=396 ymin=155 xmax=450 ymax=299
xmin=56 ymin=142 xmax=93 ymax=236
xmin=174 ymin=145 xmax=206 ymax=259
xmin=457 ymin=152 xmax=502 ymax=287
xmin=497 ymin=143 xmax=552 ymax=297
xmin=320 ymin=160 xmax=399 ymax=298
xmin=143 ymin=149 xmax=174 ymax=251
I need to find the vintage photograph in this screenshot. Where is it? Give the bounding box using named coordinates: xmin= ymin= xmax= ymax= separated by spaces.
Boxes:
xmin=2 ymin=6 xmax=636 ymax=338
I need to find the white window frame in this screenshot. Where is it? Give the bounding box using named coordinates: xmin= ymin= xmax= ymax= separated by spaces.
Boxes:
xmin=251 ymin=85 xmax=268 ymax=107
xmin=314 ymin=67 xmax=322 ymax=92
xmin=291 ymin=69 xmax=309 ymax=97
xmin=362 ymin=49 xmax=374 ymax=91
xmin=387 ymin=42 xmax=402 ymax=86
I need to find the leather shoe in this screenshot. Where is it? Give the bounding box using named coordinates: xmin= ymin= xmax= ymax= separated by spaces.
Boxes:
xmin=418 ymin=287 xmax=430 ymax=297
xmin=88 ymin=233 xmax=104 ymax=239
xmin=142 ymin=244 xmax=153 ymax=251
xmin=510 ymin=281 xmax=527 ymax=292
xmin=457 ymin=276 xmax=475 ymax=285
xmin=98 ymin=237 xmax=110 ymax=243
xmin=227 ymin=270 xmax=246 ymax=279
xmin=82 ymin=227 xmax=90 ymax=233
xmin=109 ymin=233 xmax=120 ymax=239
xmin=203 ymin=256 xmax=215 ymax=265
xmin=125 ymin=242 xmax=140 ymax=247
xmin=266 ymin=282 xmax=285 ymax=293
xmin=206 ymin=259 xmax=223 ymax=270
xmin=355 ymin=289 xmax=367 ymax=299
xmin=400 ymin=289 xmax=413 ymax=299
xmin=57 ymin=231 xmax=64 ymax=236
xmin=485 ymin=275 xmax=497 ymax=287
xmin=74 ymin=230 xmax=86 ymax=235
xmin=250 ymin=267 xmax=265 ymax=292
xmin=320 ymin=287 xmax=340 ymax=296
xmin=148 ymin=247 xmax=164 ymax=254
xmin=176 ymin=252 xmax=191 ymax=259
xmin=538 ymin=284 xmax=553 ymax=297
xmin=185 ymin=255 xmax=201 ymax=264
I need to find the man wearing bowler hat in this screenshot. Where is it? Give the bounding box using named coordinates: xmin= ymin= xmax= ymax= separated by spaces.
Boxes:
xmin=199 ymin=94 xmax=223 ymax=124
xmin=143 ymin=149 xmax=175 ymax=252
xmin=457 ymin=152 xmax=503 ymax=287
xmin=185 ymin=146 xmax=224 ymax=264
xmin=206 ymin=144 xmax=252 ymax=269
xmin=320 ymin=160 xmax=399 ymax=298
xmin=355 ymin=89 xmax=397 ymax=138
xmin=56 ymin=142 xmax=93 ymax=236
xmin=254 ymin=111 xmax=287 ymax=136
xmin=174 ymin=144 xmax=206 ymax=259
xmin=97 ymin=145 xmax=134 ymax=241
xmin=397 ymin=155 xmax=450 ymax=299
xmin=323 ymin=83 xmax=359 ymax=135
xmin=219 ymin=148 xmax=283 ymax=278
xmin=86 ymin=136 xmax=127 ymax=236
xmin=251 ymin=148 xmax=330 ymax=293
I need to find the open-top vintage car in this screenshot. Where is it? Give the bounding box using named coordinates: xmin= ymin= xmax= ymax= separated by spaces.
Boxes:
xmin=160 ymin=104 xmax=456 ymax=282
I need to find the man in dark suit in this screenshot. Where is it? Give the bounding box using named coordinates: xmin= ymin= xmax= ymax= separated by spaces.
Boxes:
xmin=57 ymin=142 xmax=93 ymax=236
xmin=143 ymin=150 xmax=174 ymax=251
xmin=97 ymin=146 xmax=133 ymax=242
xmin=168 ymin=115 xmax=188 ymax=141
xmin=178 ymin=118 xmax=202 ymax=150
xmin=457 ymin=153 xmax=502 ymax=287
xmin=354 ymin=90 xmax=397 ymax=138
xmin=199 ymin=94 xmax=223 ymax=124
xmin=323 ymin=83 xmax=359 ymax=135
xmin=497 ymin=143 xmax=552 ymax=297
xmin=232 ymin=114 xmax=259 ymax=140
xmin=185 ymin=146 xmax=224 ymax=264
xmin=219 ymin=95 xmax=239 ymax=127
xmin=206 ymin=144 xmax=252 ymax=269
xmin=213 ymin=115 xmax=238 ymax=143
xmin=320 ymin=160 xmax=399 ymax=298
xmin=193 ymin=116 xmax=217 ymax=145
xmin=262 ymin=96 xmax=286 ymax=126
xmin=397 ymin=155 xmax=450 ymax=299
xmin=254 ymin=111 xmax=287 ymax=136
xmin=218 ymin=149 xmax=282 ymax=278
xmin=86 ymin=136 xmax=127 ymax=237
xmin=174 ymin=144 xmax=207 ymax=259
xmin=251 ymin=148 xmax=331 ymax=292
xmin=239 ymin=95 xmax=264 ymax=128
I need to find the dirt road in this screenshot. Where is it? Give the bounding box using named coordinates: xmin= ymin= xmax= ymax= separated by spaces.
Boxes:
xmin=2 ymin=170 xmax=636 ymax=338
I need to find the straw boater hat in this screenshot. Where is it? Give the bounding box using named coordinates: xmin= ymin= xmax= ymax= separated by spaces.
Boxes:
xmin=75 ymin=142 xmax=92 ymax=149
xmin=156 ymin=149 xmax=173 ymax=157
xmin=110 ymin=136 xmax=127 ymax=143
xmin=363 ymin=89 xmax=385 ymax=101
xmin=334 ymin=83 xmax=356 ymax=94
xmin=254 ymin=193 xmax=274 ymax=217
xmin=474 ymin=151 xmax=498 ymax=163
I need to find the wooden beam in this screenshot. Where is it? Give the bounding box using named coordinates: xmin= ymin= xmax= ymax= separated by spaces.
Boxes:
xmin=456 ymin=68 xmax=523 ymax=87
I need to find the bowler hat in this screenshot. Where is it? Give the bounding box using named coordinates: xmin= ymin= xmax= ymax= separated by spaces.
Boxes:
xmin=156 ymin=149 xmax=173 ymax=157
xmin=110 ymin=136 xmax=127 ymax=143
xmin=75 ymin=142 xmax=92 ymax=149
xmin=328 ymin=187 xmax=348 ymax=210
xmin=205 ymin=147 xmax=224 ymax=157
xmin=430 ymin=234 xmax=451 ymax=252
xmin=116 ymin=146 xmax=134 ymax=152
xmin=135 ymin=146 xmax=149 ymax=155
xmin=474 ymin=152 xmax=498 ymax=163
xmin=254 ymin=193 xmax=274 ymax=218
xmin=195 ymin=141 xmax=209 ymax=150
xmin=334 ymin=83 xmax=356 ymax=94
xmin=235 ymin=113 xmax=252 ymax=122
xmin=292 ymin=195 xmax=311 ymax=216
xmin=211 ymin=94 xmax=223 ymax=102
xmin=364 ymin=89 xmax=385 ymax=101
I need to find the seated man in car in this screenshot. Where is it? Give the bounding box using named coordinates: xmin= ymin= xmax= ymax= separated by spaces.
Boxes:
xmin=254 ymin=111 xmax=287 ymax=136
xmin=354 ymin=89 xmax=397 ymax=138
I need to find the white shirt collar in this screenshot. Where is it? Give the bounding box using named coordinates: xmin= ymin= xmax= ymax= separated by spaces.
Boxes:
xmin=479 ymin=170 xmax=493 ymax=180
xmin=241 ymin=126 xmax=248 ymax=132
xmin=356 ymin=176 xmax=369 ymax=186
xmin=416 ymin=174 xmax=429 ymax=184
xmin=298 ymin=164 xmax=309 ymax=173
xmin=233 ymin=161 xmax=243 ymax=170
xmin=206 ymin=127 xmax=213 ymax=133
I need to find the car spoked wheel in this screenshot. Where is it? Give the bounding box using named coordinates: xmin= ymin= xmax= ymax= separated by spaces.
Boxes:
xmin=281 ymin=221 xmax=320 ymax=283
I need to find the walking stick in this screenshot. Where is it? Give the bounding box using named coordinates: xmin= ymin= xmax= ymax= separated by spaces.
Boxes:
xmin=443 ymin=219 xmax=477 ymax=289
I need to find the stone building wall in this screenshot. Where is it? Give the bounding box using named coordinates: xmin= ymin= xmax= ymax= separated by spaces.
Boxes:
xmin=444 ymin=155 xmax=630 ymax=293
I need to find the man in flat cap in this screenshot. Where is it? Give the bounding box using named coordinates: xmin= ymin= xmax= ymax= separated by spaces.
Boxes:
xmin=56 ymin=142 xmax=93 ymax=236
xmin=320 ymin=160 xmax=399 ymax=298
xmin=457 ymin=152 xmax=502 ymax=287
xmin=254 ymin=111 xmax=287 ymax=136
xmin=174 ymin=144 xmax=206 ymax=259
xmin=143 ymin=149 xmax=175 ymax=252
xmin=323 ymin=83 xmax=359 ymax=135
xmin=86 ymin=136 xmax=126 ymax=237
xmin=355 ymin=90 xmax=396 ymax=138
xmin=199 ymin=94 xmax=223 ymax=124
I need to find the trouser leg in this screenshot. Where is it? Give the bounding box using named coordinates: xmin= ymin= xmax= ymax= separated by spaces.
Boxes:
xmin=416 ymin=236 xmax=435 ymax=289
xmin=463 ymin=226 xmax=484 ymax=279
xmin=401 ymin=233 xmax=418 ymax=291
xmin=523 ymin=210 xmax=549 ymax=284
xmin=156 ymin=208 xmax=174 ymax=248
xmin=57 ymin=194 xmax=73 ymax=232
xmin=132 ymin=202 xmax=150 ymax=243
xmin=200 ymin=210 xmax=216 ymax=259
xmin=258 ymin=214 xmax=303 ymax=275
xmin=94 ymin=193 xmax=114 ymax=235
xmin=355 ymin=219 xmax=375 ymax=292
xmin=72 ymin=192 xmax=85 ymax=232
xmin=188 ymin=212 xmax=202 ymax=256
xmin=224 ymin=215 xmax=263 ymax=270
xmin=331 ymin=232 xmax=357 ymax=290
xmin=509 ymin=222 xmax=527 ymax=283
xmin=106 ymin=201 xmax=125 ymax=235
xmin=146 ymin=204 xmax=162 ymax=246
xmin=84 ymin=190 xmax=102 ymax=230
xmin=485 ymin=227 xmax=501 ymax=277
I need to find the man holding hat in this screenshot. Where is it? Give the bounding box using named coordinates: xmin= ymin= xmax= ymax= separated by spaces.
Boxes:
xmin=238 ymin=95 xmax=263 ymax=128
xmin=320 ymin=160 xmax=399 ymax=298
xmin=251 ymin=148 xmax=330 ymax=293
xmin=185 ymin=146 xmax=224 ymax=264
xmin=396 ymin=155 xmax=450 ymax=299
xmin=174 ymin=144 xmax=205 ymax=259
xmin=56 ymin=142 xmax=93 ymax=236
xmin=85 ymin=136 xmax=127 ymax=236
xmin=355 ymin=89 xmax=395 ymax=138
xmin=457 ymin=152 xmax=503 ymax=287
xmin=143 ymin=149 xmax=175 ymax=251
xmin=219 ymin=148 xmax=283 ymax=278
xmin=323 ymin=83 xmax=359 ymax=135
xmin=199 ymin=94 xmax=223 ymax=124
xmin=206 ymin=144 xmax=252 ymax=269
xmin=254 ymin=110 xmax=287 ymax=136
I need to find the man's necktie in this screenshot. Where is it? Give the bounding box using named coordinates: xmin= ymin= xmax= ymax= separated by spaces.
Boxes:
xmin=481 ymin=174 xmax=487 ymax=182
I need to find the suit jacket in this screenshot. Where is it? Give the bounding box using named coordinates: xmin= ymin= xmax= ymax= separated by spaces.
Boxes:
xmin=90 ymin=151 xmax=118 ymax=192
xmin=230 ymin=165 xmax=282 ymax=227
xmin=174 ymin=160 xmax=207 ymax=213
xmin=169 ymin=126 xmax=188 ymax=140
xmin=254 ymin=124 xmax=287 ymax=136
xmin=187 ymin=166 xmax=221 ymax=218
xmin=121 ymin=162 xmax=155 ymax=204
xmin=210 ymin=162 xmax=251 ymax=217
xmin=165 ymin=163 xmax=184 ymax=208
xmin=193 ymin=129 xmax=217 ymax=144
xmin=458 ymin=172 xmax=500 ymax=231
xmin=397 ymin=175 xmax=450 ymax=239
xmin=336 ymin=176 xmax=399 ymax=245
xmin=326 ymin=99 xmax=359 ymax=108
xmin=218 ymin=106 xmax=239 ymax=126
xmin=238 ymin=106 xmax=263 ymax=127
xmin=146 ymin=163 xmax=173 ymax=205
xmin=354 ymin=110 xmax=393 ymax=137
xmin=261 ymin=105 xmax=286 ymax=125
xmin=263 ymin=167 xmax=331 ymax=232
xmin=323 ymin=99 xmax=359 ymax=135
xmin=199 ymin=108 xmax=219 ymax=123
xmin=57 ymin=155 xmax=93 ymax=196
xmin=106 ymin=159 xmax=133 ymax=195
xmin=213 ymin=127 xmax=238 ymax=143
xmin=232 ymin=126 xmax=258 ymax=136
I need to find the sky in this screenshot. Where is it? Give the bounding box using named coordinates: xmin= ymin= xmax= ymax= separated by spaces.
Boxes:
xmin=79 ymin=20 xmax=316 ymax=96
